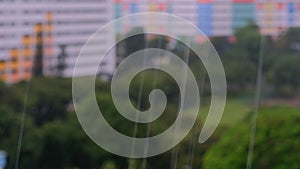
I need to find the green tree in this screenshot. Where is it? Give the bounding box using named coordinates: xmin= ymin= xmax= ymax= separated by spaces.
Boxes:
xmin=125 ymin=27 xmax=146 ymax=57
xmin=0 ymin=106 xmax=42 ymax=169
xmin=220 ymin=24 xmax=260 ymax=90
xmin=203 ymin=106 xmax=300 ymax=169
xmin=268 ymin=53 xmax=300 ymax=97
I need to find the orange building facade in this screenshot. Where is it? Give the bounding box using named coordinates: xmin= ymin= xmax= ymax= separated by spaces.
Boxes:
xmin=0 ymin=39 xmax=33 ymax=83
xmin=0 ymin=20 xmax=47 ymax=83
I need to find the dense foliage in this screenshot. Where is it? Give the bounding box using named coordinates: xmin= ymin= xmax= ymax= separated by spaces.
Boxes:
xmin=0 ymin=76 xmax=210 ymax=169
xmin=203 ymin=106 xmax=300 ymax=169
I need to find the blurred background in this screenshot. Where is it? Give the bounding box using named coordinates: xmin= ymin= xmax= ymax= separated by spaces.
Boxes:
xmin=1 ymin=0 xmax=300 ymax=169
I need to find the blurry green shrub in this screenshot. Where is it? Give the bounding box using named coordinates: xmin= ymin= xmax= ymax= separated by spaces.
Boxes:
xmin=203 ymin=106 xmax=300 ymax=169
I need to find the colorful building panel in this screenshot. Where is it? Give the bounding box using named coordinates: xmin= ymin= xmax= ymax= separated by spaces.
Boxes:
xmin=197 ymin=2 xmax=213 ymax=36
xmin=232 ymin=1 xmax=255 ymax=29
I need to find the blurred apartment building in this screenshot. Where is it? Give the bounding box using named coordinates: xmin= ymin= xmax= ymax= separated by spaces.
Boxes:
xmin=1 ymin=0 xmax=300 ymax=83
xmin=114 ymin=0 xmax=300 ymax=41
xmin=0 ymin=0 xmax=115 ymax=83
